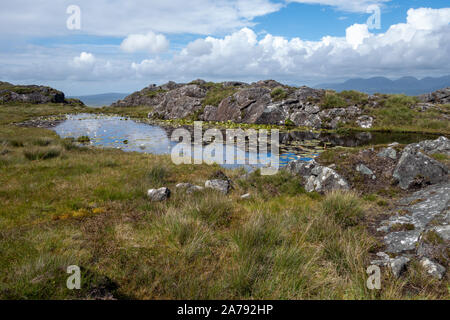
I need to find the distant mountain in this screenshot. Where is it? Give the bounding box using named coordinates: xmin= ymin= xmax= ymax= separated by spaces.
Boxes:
xmin=69 ymin=93 xmax=129 ymax=107
xmin=316 ymin=75 xmax=450 ymax=95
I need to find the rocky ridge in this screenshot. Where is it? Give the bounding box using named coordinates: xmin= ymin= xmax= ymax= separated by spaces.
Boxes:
xmin=0 ymin=81 xmax=84 ymax=105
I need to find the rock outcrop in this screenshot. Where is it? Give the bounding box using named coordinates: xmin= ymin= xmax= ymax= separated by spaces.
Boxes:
xmin=286 ymin=159 xmax=349 ymax=193
xmin=0 ymin=81 xmax=82 ymax=105
xmin=419 ymin=87 xmax=450 ymax=105
xmin=112 ymin=79 xmax=381 ymax=129
xmin=393 ymin=143 xmax=448 ymax=190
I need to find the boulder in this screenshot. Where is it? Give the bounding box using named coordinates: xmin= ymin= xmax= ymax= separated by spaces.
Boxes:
xmin=286 ymin=160 xmax=349 ymax=193
xmin=377 ymin=147 xmax=397 ymax=160
xmin=205 ymin=180 xmax=230 ymax=194
xmin=147 ymin=187 xmax=171 ymax=202
xmin=415 ymin=136 xmax=450 ymax=156
xmin=290 ymin=112 xmax=322 ymax=129
xmin=356 ymin=115 xmax=374 ymax=129
xmin=176 ymin=183 xmax=204 ymax=194
xmin=356 ymin=164 xmax=375 ymax=177
xmin=393 ymin=146 xmax=448 ymax=190
xmin=305 ymin=166 xmax=349 ymax=193
xmin=420 ymin=258 xmax=446 ymax=280
xmin=390 ymin=256 xmax=410 ymax=278
xmin=150 ymin=84 xmax=206 ymax=119
xmin=418 ymin=87 xmax=450 ymax=105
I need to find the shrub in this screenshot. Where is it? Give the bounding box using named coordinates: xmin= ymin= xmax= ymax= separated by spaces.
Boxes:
xmin=77 ymin=136 xmax=91 ymax=144
xmin=32 ymin=137 xmax=54 ymax=146
xmin=271 ymin=88 xmax=288 ymax=101
xmin=23 ymin=146 xmax=62 ymax=161
xmin=321 ymin=92 xmax=347 ymax=109
xmin=338 ymin=90 xmax=368 ymax=105
xmin=203 ymin=84 xmax=237 ymax=107
xmin=147 ymin=166 xmax=168 ymax=186
xmin=321 ymin=191 xmax=364 ymax=227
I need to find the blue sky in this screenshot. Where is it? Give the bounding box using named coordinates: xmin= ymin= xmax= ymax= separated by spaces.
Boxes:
xmin=0 ymin=0 xmax=449 ymax=95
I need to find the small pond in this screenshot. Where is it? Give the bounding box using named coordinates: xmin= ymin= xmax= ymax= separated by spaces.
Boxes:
xmin=52 ymin=114 xmax=439 ymax=170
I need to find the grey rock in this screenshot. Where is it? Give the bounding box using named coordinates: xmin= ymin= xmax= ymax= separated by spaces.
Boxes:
xmin=390 ymin=256 xmax=410 ymax=278
xmin=356 ymin=164 xmax=374 ymax=176
xmin=419 ymin=87 xmax=450 ymax=105
xmin=420 ymin=258 xmax=446 ymax=280
xmin=176 ymin=183 xmax=204 ymax=194
xmin=415 ymin=136 xmax=450 ymax=156
xmin=356 ymin=115 xmax=374 ymax=129
xmin=205 ymin=179 xmax=230 ymax=194
xmin=432 ymin=225 xmax=450 ymax=241
xmin=290 ymin=111 xmax=322 ymax=129
xmin=377 ymin=147 xmax=397 ymax=160
xmin=285 ymin=159 xmax=349 ymax=193
xmin=147 ymin=187 xmax=171 ymax=202
xmin=393 ymin=147 xmax=448 ymax=190
xmin=305 ymin=166 xmax=349 ymax=193
xmin=384 ymin=230 xmax=421 ymax=253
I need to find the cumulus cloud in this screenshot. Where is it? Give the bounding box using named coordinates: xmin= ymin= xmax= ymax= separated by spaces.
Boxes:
xmin=73 ymin=52 xmax=95 ymax=66
xmin=131 ymin=8 xmax=450 ymax=82
xmin=120 ymin=32 xmax=169 ymax=54
xmin=1 ymin=7 xmax=449 ymax=91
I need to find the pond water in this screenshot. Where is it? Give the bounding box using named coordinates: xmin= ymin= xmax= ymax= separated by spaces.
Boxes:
xmin=52 ymin=114 xmax=439 ymax=170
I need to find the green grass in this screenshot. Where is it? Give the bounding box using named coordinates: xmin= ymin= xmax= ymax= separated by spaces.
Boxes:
xmin=202 ymin=83 xmax=237 ymax=107
xmin=321 ymin=92 xmax=347 ymax=109
xmin=0 ymin=102 xmax=448 ymax=300
xmin=271 ymin=88 xmax=288 ymax=102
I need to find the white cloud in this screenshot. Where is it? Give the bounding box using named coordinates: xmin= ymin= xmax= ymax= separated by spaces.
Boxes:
xmin=287 ymin=0 xmax=391 ymax=12
xmin=131 ymin=8 xmax=450 ymax=82
xmin=120 ymin=32 xmax=169 ymax=54
xmin=346 ymin=24 xmax=370 ymax=49
xmin=0 ymin=0 xmax=281 ymax=36
xmin=1 ymin=7 xmax=449 ymax=93
xmin=73 ymin=52 xmax=95 ymax=66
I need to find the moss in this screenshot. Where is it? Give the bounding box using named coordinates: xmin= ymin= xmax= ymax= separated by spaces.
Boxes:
xmin=202 ymin=84 xmax=237 ymax=107
xmin=390 ymin=223 xmax=415 ymax=232
xmin=321 ymin=92 xmax=347 ymax=109
xmin=76 ymin=136 xmax=91 ymax=144
xmin=271 ymin=88 xmax=288 ymax=102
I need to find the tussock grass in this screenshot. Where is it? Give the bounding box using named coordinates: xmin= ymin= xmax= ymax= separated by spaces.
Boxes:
xmin=23 ymin=146 xmax=62 ymax=161
xmin=322 ymin=191 xmax=364 ymax=227
xmin=0 ymin=102 xmax=448 ymax=300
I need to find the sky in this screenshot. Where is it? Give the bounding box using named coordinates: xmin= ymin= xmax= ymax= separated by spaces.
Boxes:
xmin=0 ymin=0 xmax=449 ymax=95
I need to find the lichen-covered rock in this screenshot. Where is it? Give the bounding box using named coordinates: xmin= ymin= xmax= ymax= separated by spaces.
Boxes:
xmin=290 ymin=111 xmax=322 ymax=129
xmin=415 ymin=136 xmax=450 ymax=156
xmin=377 ymin=147 xmax=397 ymax=160
xmin=419 ymin=87 xmax=450 ymax=105
xmin=150 ymin=84 xmax=206 ymax=120
xmin=393 ymin=146 xmax=448 ymax=190
xmin=147 ymin=187 xmax=171 ymax=202
xmin=285 ymin=159 xmax=349 ymax=193
xmin=356 ymin=164 xmax=375 ymax=178
xmin=205 ymin=179 xmax=230 ymax=194
xmin=305 ymin=166 xmax=349 ymax=193
xmin=420 ymin=258 xmax=446 ymax=280
xmin=356 ymin=115 xmax=374 ymax=129
xmin=176 ymin=183 xmax=204 ymax=194
xmin=0 ymin=82 xmax=71 ymax=105
xmin=390 ymin=256 xmax=410 ymax=278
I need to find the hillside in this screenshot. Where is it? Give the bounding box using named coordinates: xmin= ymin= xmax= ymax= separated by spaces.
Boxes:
xmin=0 ymin=81 xmax=84 ymax=106
xmin=109 ymin=79 xmax=450 ymax=134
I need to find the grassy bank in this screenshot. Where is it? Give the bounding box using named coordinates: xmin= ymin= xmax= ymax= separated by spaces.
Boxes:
xmin=0 ymin=103 xmax=448 ymax=299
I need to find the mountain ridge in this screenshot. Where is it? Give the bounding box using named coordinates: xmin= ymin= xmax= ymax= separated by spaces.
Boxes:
xmin=316 ymin=75 xmax=450 ymax=95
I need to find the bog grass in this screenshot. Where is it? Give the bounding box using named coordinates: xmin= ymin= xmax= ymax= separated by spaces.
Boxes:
xmin=0 ymin=102 xmax=448 ymax=299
